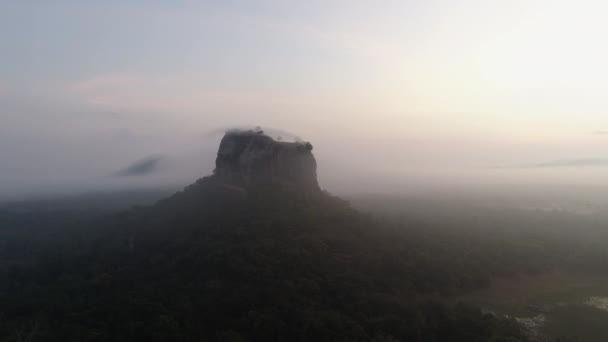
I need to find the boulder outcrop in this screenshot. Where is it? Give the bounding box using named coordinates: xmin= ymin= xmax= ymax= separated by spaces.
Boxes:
xmin=213 ymin=129 xmax=320 ymax=192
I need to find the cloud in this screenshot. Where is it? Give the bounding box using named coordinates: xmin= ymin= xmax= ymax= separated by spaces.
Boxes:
xmin=70 ymin=72 xmax=159 ymax=108
xmin=206 ymin=125 xmax=305 ymax=142
xmin=69 ymin=72 xmax=293 ymax=114
xmin=114 ymin=155 xmax=164 ymax=177
xmin=533 ymin=158 xmax=608 ymax=168
xmin=593 ymin=130 xmax=608 ymax=135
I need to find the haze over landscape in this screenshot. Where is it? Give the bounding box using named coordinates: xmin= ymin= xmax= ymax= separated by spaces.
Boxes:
xmin=4 ymin=1 xmax=608 ymax=341
xmin=5 ymin=0 xmax=608 ymax=199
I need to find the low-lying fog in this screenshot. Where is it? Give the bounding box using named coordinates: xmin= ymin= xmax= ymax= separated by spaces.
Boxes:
xmin=4 ymin=122 xmax=608 ymax=216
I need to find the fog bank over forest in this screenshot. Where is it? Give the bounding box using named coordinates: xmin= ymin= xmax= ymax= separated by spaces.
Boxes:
xmin=4 ymin=126 xmax=608 ymax=216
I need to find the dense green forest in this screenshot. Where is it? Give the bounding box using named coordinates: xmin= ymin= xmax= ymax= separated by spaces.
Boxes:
xmin=2 ymin=180 xmax=607 ymax=341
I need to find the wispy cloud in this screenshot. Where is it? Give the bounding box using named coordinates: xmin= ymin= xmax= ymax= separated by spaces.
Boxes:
xmin=70 ymin=72 xmax=276 ymax=113
xmin=206 ymin=125 xmax=304 ymax=142
xmin=592 ymin=130 xmax=608 ymax=135
xmin=70 ymin=72 xmax=161 ymax=108
xmin=533 ymin=158 xmax=608 ymax=168
xmin=114 ymin=155 xmax=164 ymax=177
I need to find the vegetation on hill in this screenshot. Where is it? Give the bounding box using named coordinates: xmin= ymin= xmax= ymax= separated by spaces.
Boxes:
xmin=0 ymin=178 xmax=531 ymax=341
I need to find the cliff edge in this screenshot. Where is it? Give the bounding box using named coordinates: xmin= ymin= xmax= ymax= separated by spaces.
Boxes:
xmin=213 ymin=129 xmax=320 ymax=193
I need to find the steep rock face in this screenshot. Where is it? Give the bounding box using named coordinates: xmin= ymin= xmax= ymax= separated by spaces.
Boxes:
xmin=214 ymin=130 xmax=320 ymax=192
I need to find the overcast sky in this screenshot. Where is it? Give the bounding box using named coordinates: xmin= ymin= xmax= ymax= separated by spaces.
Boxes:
xmin=3 ymin=0 xmax=608 ymax=198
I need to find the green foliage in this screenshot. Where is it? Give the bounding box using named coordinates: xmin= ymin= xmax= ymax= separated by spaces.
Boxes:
xmin=0 ymin=181 xmax=535 ymax=341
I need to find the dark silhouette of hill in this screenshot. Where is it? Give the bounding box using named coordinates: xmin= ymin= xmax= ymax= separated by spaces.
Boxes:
xmin=0 ymin=131 xmax=528 ymax=341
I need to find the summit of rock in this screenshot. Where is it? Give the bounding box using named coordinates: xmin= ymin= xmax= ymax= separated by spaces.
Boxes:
xmin=213 ymin=129 xmax=320 ymax=192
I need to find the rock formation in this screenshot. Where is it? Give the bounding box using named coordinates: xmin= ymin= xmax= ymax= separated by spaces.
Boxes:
xmin=213 ymin=129 xmax=320 ymax=192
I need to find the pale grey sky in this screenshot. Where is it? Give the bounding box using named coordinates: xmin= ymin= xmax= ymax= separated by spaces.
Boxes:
xmin=3 ymin=0 xmax=608 ymax=198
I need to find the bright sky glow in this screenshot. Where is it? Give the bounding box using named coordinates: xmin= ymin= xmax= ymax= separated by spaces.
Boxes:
xmin=3 ymin=0 xmax=608 ymax=196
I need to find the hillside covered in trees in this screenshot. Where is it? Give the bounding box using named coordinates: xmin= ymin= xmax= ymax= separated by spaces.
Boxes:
xmin=0 ymin=182 xmax=531 ymax=341
xmin=3 ymin=131 xmax=605 ymax=341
